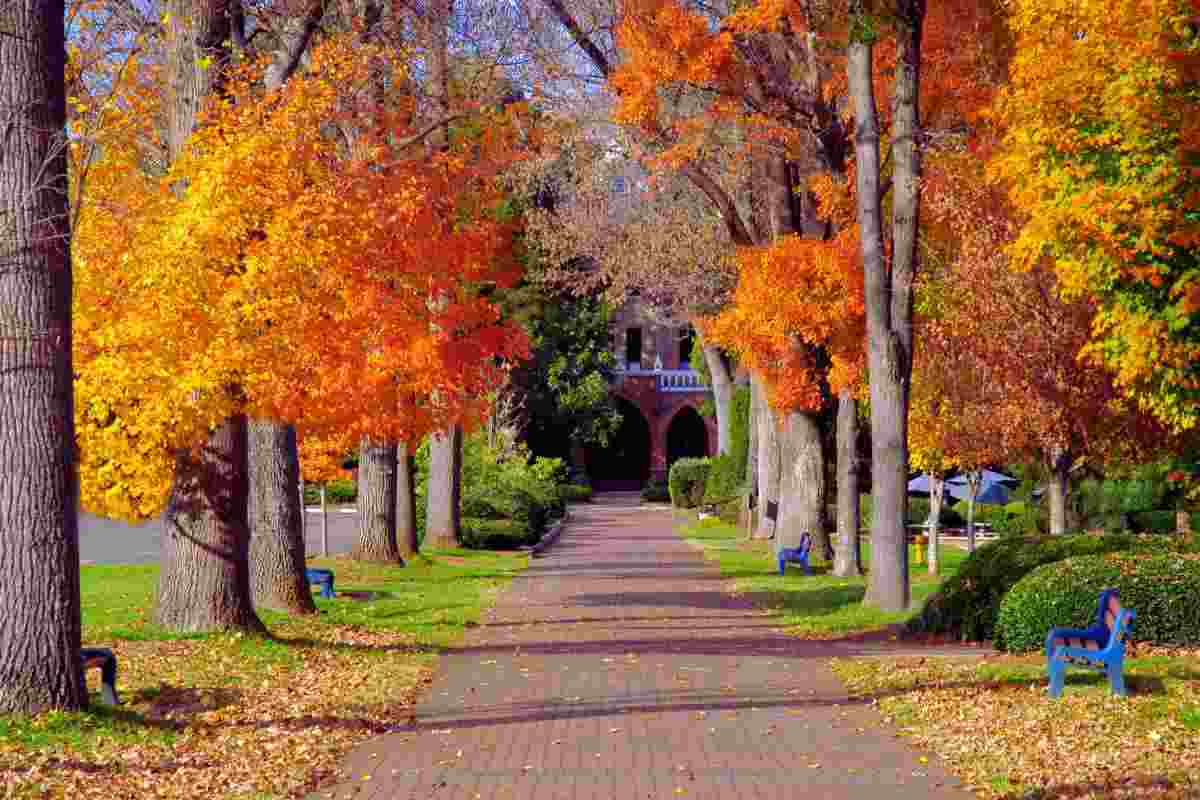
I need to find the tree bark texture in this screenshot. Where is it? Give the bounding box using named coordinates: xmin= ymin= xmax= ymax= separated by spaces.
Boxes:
xmin=354 ymin=438 xmax=402 ymax=562
xmin=849 ymin=10 xmax=920 ymax=612
xmin=425 ymin=424 xmax=462 ymax=548
xmin=165 ymin=0 xmax=234 ymax=160
xmin=927 ymin=473 xmax=945 ymax=576
xmin=964 ymin=471 xmax=981 ymax=553
xmin=157 ymin=415 xmax=265 ymax=632
xmin=744 ymin=376 xmax=760 ymax=534
xmin=774 ymin=410 xmax=826 ymax=557
xmin=834 ymin=390 xmax=862 ymax=577
xmin=0 ymin=0 xmax=86 ymax=714
xmin=754 ymin=380 xmax=781 ymax=540
xmin=1047 ymin=447 xmax=1072 ymax=536
xmin=702 ymin=345 xmax=734 ymax=456
xmin=248 ymin=421 xmax=315 ymax=613
xmin=396 ymin=442 xmax=418 ymax=557
xmin=243 ymin=0 xmax=324 ymax=610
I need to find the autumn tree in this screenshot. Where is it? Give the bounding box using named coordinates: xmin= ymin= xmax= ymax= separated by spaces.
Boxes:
xmin=703 ymin=227 xmax=866 ymax=568
xmin=73 ymin=31 xmax=526 ymax=627
xmin=989 ymin=0 xmax=1200 ymax=432
xmin=914 ymin=148 xmax=1175 ymax=538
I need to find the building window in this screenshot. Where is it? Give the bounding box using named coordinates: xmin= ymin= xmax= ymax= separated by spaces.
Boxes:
xmin=612 ymin=176 xmax=627 ymax=193
xmin=679 ymin=326 xmax=696 ymax=368
xmin=625 ymin=327 xmax=642 ymax=367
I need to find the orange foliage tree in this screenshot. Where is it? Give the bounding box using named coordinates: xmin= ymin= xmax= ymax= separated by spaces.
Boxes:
xmin=988 ymin=0 xmax=1200 ymax=430
xmin=73 ymin=35 xmax=527 ymax=631
xmin=912 ymin=148 xmax=1174 ymax=539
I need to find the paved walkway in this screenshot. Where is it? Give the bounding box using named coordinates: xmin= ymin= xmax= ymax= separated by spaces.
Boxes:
xmin=317 ymin=494 xmax=980 ymax=800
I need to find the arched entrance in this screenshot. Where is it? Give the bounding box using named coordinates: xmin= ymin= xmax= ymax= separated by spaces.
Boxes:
xmin=583 ymin=396 xmax=652 ymax=491
xmin=666 ymin=406 xmax=708 ymax=472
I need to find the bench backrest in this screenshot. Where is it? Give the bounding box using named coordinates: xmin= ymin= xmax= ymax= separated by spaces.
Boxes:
xmin=1098 ymin=589 xmax=1133 ymax=650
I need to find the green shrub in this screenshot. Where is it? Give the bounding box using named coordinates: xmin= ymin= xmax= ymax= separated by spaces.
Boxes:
xmin=906 ymin=532 xmax=1179 ymax=642
xmin=1129 ymin=510 xmax=1178 ymax=533
xmin=460 ymin=518 xmax=537 ymax=550
xmin=669 ymin=458 xmax=711 ymax=508
xmin=559 ymin=484 xmax=593 ymax=503
xmin=907 ymin=497 xmax=965 ymax=527
xmin=415 ymin=433 xmax=568 ymax=547
xmin=303 ymin=478 xmax=356 ymax=505
xmin=996 ymin=553 xmax=1200 ymax=652
xmin=642 ymin=480 xmax=670 ymax=503
xmin=950 ymin=498 xmax=1041 ymax=534
xmin=703 ymin=453 xmax=743 ymax=504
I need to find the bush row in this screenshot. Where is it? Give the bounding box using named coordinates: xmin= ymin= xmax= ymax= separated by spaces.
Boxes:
xmin=906 ymin=532 xmax=1184 ymax=642
xmin=669 ymin=458 xmax=711 ymax=508
xmin=997 ymin=553 xmax=1200 ymax=651
xmin=460 ymin=517 xmax=538 ymax=550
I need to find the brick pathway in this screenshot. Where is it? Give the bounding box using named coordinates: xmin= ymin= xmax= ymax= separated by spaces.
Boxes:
xmin=316 ymin=494 xmax=980 ymax=800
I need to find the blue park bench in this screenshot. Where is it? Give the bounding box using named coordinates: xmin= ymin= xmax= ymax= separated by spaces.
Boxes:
xmin=777 ymin=532 xmax=813 ymax=576
xmin=82 ymin=647 xmax=120 ymax=706
xmin=305 ymin=568 xmax=335 ymax=599
xmin=1045 ymin=587 xmax=1135 ymax=698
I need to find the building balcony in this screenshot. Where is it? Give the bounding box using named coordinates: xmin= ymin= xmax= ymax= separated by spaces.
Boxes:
xmin=614 ymin=364 xmax=710 ymax=393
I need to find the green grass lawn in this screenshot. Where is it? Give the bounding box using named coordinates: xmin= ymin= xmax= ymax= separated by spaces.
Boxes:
xmin=3 ymin=548 xmax=526 ymax=799
xmin=680 ymin=515 xmax=968 ymax=637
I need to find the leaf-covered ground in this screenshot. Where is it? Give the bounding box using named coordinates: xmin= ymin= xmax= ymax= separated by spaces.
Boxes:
xmin=0 ymin=551 xmax=526 ymax=799
xmin=680 ymin=516 xmax=969 ymax=637
xmin=831 ymin=649 xmax=1200 ymax=799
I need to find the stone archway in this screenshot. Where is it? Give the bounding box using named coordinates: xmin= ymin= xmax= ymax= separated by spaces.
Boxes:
xmin=665 ymin=406 xmax=708 ymax=473
xmin=583 ymin=396 xmax=652 ymax=491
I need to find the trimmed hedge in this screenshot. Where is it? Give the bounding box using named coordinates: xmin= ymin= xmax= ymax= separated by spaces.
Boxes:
xmin=905 ymin=532 xmax=1181 ymax=642
xmin=642 ymin=480 xmax=670 ymax=503
xmin=460 ymin=518 xmax=536 ymax=550
xmin=669 ymin=458 xmax=711 ymax=508
xmin=996 ymin=553 xmax=1200 ymax=652
xmin=559 ymin=484 xmax=593 ymax=503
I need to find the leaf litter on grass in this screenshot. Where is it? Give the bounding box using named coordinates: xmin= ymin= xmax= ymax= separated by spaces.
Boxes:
xmin=2 ymin=551 xmax=525 ymax=798
xmin=831 ymin=649 xmax=1200 ymax=799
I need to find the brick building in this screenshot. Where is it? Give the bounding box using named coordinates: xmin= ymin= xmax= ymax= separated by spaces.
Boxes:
xmin=581 ymin=300 xmax=716 ymax=488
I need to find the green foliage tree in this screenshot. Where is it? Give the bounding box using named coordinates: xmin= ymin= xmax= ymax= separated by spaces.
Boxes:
xmin=501 ymin=285 xmax=622 ymax=464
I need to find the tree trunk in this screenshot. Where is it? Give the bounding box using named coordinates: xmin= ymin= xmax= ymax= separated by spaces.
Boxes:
xmin=834 ymin=389 xmax=862 ymax=577
xmin=754 ymin=378 xmax=781 ymax=540
xmin=849 ymin=3 xmax=922 ymax=612
xmin=425 ymin=424 xmax=462 ymax=549
xmin=965 ymin=472 xmax=980 ymax=553
xmin=1047 ymin=447 xmax=1072 ymax=536
xmin=927 ymin=473 xmax=944 ymax=576
xmin=354 ymin=438 xmax=402 ymax=562
xmin=702 ymin=344 xmax=734 ymax=455
xmin=0 ymin=0 xmax=86 ymax=714
xmin=157 ymin=415 xmax=265 ymax=633
xmin=247 ymin=421 xmax=315 ymax=613
xmin=241 ymin=7 xmax=320 ymax=611
xmin=744 ymin=376 xmax=760 ymax=534
xmin=775 ymin=410 xmax=826 ymax=557
xmin=396 ymin=442 xmax=418 ymax=557
xmin=155 ymin=0 xmax=262 ymax=633
xmin=165 ymin=0 xmax=233 ymax=160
